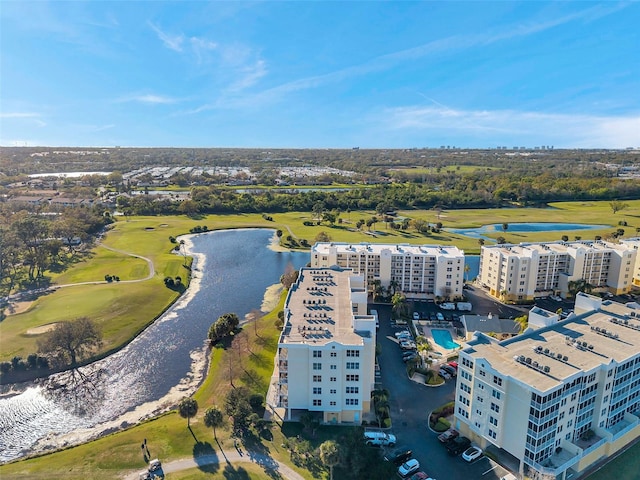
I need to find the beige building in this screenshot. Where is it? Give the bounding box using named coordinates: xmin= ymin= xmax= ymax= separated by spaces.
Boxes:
xmin=266 ymin=266 xmax=376 ymax=424
xmin=311 ymin=242 xmax=465 ymax=300
xmin=619 ymin=237 xmax=640 ymax=287
xmin=454 ymin=293 xmax=640 ymax=479
xmin=478 ymin=241 xmax=636 ymax=302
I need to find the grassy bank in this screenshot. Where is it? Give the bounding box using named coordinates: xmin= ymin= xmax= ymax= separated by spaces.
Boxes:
xmin=0 ymin=293 xmax=316 ymax=480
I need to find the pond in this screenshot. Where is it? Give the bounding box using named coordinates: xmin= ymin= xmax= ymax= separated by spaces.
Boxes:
xmin=0 ymin=229 xmax=308 ymax=463
xmin=446 ymin=223 xmax=610 ymax=241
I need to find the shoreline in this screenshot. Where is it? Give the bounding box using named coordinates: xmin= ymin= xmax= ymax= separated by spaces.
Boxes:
xmin=1 ymin=229 xmax=293 ymax=464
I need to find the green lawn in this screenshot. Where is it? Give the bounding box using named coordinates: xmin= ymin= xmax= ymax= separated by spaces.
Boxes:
xmin=586 ymin=440 xmax=640 ymax=480
xmin=0 ymin=293 xmax=318 ymax=480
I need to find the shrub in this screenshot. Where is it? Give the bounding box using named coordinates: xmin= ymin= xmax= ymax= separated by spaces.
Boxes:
xmin=382 ymin=417 xmax=392 ymax=428
xmin=169 ymin=236 xmax=177 ymax=243
xmin=435 ymin=418 xmax=450 ymax=432
xmin=303 ymin=221 xmax=314 ymax=226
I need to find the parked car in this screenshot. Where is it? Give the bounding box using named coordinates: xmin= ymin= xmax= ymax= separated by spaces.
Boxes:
xmin=364 ymin=431 xmax=397 ymax=447
xmin=429 ymin=313 xmax=437 ymax=321
xmin=438 ymin=368 xmax=452 ymax=379
xmin=402 ymin=352 xmax=419 ymax=362
xmin=447 ymin=361 xmax=458 ymax=370
xmin=462 ymin=446 xmax=483 ymax=462
xmin=446 ymin=436 xmax=471 ymax=455
xmin=413 ymin=312 xmax=420 ymax=320
xmin=398 ymin=459 xmax=420 ymax=478
xmin=437 ymin=428 xmax=459 ymax=443
xmin=436 ymin=312 xmax=445 ymax=321
xmin=400 ymin=340 xmax=417 ymax=350
xmin=441 ymin=364 xmax=457 ymax=377
xmin=409 ymin=473 xmax=435 ymax=480
xmin=395 ymin=330 xmax=411 ymax=339
xmin=384 ymin=447 xmax=412 ymax=465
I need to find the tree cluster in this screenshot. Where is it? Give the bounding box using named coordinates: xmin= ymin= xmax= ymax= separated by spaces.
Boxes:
xmin=208 ymin=313 xmax=240 ymax=343
xmin=37 ymin=317 xmax=103 ymax=367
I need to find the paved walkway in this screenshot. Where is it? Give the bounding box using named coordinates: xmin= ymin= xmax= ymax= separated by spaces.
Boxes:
xmin=123 ymin=448 xmax=304 ymax=480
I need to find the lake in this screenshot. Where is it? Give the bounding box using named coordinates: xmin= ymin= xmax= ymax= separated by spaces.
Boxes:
xmin=0 ymin=229 xmax=308 ymax=462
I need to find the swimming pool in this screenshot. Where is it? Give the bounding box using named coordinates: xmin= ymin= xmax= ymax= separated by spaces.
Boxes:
xmin=431 ymin=329 xmax=461 ymax=350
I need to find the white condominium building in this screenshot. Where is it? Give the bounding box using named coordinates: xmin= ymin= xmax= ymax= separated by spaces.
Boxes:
xmin=620 ymin=237 xmax=640 ymax=287
xmin=478 ymin=240 xmax=636 ymax=301
xmin=311 ymin=242 xmax=465 ymax=299
xmin=266 ymin=266 xmax=376 ymax=424
xmin=454 ymin=293 xmax=640 ymax=479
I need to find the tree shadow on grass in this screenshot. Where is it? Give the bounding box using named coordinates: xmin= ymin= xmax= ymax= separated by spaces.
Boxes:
xmin=193 ymin=441 xmax=221 ymax=474
xmin=222 ymin=464 xmax=252 ymax=480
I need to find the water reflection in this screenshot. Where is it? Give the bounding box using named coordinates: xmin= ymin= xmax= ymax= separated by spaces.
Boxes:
xmin=0 ymin=229 xmax=308 ymax=462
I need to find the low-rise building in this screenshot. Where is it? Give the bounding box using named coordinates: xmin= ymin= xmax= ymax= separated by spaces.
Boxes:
xmin=266 ymin=266 xmax=376 ymax=424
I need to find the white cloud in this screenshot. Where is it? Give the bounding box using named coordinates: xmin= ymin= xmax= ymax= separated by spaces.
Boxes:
xmin=383 ymin=105 xmax=640 ymax=148
xmin=0 ymin=112 xmax=41 ymax=118
xmin=148 ymin=22 xmax=184 ymax=52
xmin=227 ymin=59 xmax=267 ymax=92
xmin=118 ymin=94 xmax=179 ymax=105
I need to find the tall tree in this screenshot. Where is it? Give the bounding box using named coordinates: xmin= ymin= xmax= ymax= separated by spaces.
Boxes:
xmin=204 ymin=406 xmax=224 ymax=440
xmin=319 ymin=440 xmax=340 ymax=480
xmin=37 ymin=317 xmax=102 ymax=367
xmin=610 ymin=200 xmax=629 ymax=214
xmin=178 ymin=397 xmax=198 ymax=427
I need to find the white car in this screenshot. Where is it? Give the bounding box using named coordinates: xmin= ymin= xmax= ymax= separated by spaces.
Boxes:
xmin=395 ymin=330 xmax=411 ymax=339
xmin=398 ymin=458 xmax=420 ymax=477
xmin=462 ymin=446 xmax=482 ymax=462
xmin=413 ymin=312 xmax=420 ymax=320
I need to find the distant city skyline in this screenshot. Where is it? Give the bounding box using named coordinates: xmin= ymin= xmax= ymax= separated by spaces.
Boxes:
xmin=1 ymin=1 xmax=638 ymax=149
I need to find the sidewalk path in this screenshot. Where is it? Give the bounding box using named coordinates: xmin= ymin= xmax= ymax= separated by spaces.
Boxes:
xmin=123 ymin=448 xmax=305 ymax=480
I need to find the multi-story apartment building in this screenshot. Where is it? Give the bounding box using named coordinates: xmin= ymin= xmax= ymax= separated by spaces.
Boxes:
xmin=310 ymin=242 xmax=465 ymax=299
xmin=454 ymin=293 xmax=640 ymax=479
xmin=266 ymin=266 xmax=376 ymax=424
xmin=478 ymin=241 xmax=636 ymax=302
xmin=620 ymin=237 xmax=640 ymax=287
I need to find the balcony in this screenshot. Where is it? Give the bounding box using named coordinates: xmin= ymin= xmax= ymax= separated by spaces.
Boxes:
xmin=279 ymin=360 xmax=288 ymax=371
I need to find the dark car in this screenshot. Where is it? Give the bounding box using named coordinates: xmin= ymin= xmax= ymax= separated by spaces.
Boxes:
xmin=441 ymin=364 xmax=457 ymax=377
xmin=384 ymin=447 xmax=413 ymax=465
xmin=446 ymin=436 xmax=471 ymax=455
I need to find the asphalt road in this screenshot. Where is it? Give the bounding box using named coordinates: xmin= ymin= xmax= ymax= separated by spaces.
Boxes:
xmin=373 ymin=303 xmax=514 ymax=480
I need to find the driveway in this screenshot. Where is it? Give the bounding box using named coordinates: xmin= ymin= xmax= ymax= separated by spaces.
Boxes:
xmin=373 ymin=303 xmax=513 ymax=480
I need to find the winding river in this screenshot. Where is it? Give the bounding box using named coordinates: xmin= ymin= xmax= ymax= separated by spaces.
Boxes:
xmin=0 ymin=229 xmax=308 ymax=463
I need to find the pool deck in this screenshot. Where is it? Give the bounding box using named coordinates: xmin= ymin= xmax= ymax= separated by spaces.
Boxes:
xmin=413 ymin=321 xmax=463 ymax=360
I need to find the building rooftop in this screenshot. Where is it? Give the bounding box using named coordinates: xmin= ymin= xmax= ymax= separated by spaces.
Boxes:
xmin=280 ymin=267 xmax=368 ymax=346
xmin=462 ymin=314 xmax=521 ymax=336
xmin=465 ymin=300 xmax=640 ymax=392
xmin=312 ymin=242 xmax=464 ymax=258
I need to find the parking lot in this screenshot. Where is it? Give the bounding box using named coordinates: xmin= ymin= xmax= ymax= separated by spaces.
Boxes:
xmin=373 ymin=303 xmax=514 ymax=480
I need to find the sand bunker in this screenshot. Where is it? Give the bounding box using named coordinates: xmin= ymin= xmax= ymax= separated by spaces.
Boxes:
xmin=5 ymin=301 xmax=34 ymax=316
xmin=26 ymin=323 xmax=59 ymax=335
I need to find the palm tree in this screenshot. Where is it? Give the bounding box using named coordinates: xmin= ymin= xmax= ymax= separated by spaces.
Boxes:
xmin=389 ymin=279 xmax=400 ymax=296
xmin=391 ymin=292 xmax=408 ymax=318
xmin=204 ymin=406 xmax=224 ymax=440
xmin=464 ymin=264 xmax=471 ymax=282
xmin=319 ymin=440 xmax=340 ymax=480
xmin=178 ymin=397 xmax=198 ymax=428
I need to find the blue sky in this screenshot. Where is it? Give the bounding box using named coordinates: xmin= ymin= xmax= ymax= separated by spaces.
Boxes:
xmin=1 ymin=1 xmax=638 ymax=149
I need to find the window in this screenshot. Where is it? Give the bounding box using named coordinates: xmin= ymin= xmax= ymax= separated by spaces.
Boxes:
xmin=313 ymin=350 xmax=322 ymax=358
xmin=330 ymin=401 xmax=337 ymax=406
xmin=330 ymin=389 xmax=336 ymax=394
xmin=313 ymin=375 xmax=322 ymax=382
xmin=313 ymin=387 xmax=322 ymax=394
xmin=488 ymin=429 xmax=497 ymax=439
xmin=346 ymin=374 xmax=359 ymax=382
xmin=493 ymin=376 xmax=503 ymax=387
xmin=492 ymin=390 xmax=501 ymax=400
xmin=346 ymin=386 xmax=359 ymax=394
xmin=491 ymin=402 xmax=500 ymax=413
xmin=330 ymin=352 xmax=337 ymax=357
xmin=479 ymin=370 xmax=486 ymax=377
xmin=330 ymin=377 xmax=336 ymax=382
xmin=346 ymin=398 xmax=359 ymax=406
xmin=346 ymin=362 xmax=360 ymax=370
xmin=346 ymin=350 xmax=360 ymax=357
xmin=490 ymin=416 xmax=498 ymax=426
xmin=313 ymin=399 xmax=322 ymax=406
xmin=313 ymin=363 xmax=322 ymax=370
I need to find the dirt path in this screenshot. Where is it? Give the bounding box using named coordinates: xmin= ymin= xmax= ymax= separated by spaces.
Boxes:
xmin=123 ymin=448 xmax=305 ymax=480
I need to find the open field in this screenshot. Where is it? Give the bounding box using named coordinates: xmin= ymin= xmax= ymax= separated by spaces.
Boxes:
xmin=4 ymin=199 xmax=639 ymax=362
xmin=0 ymin=294 xmax=318 ymax=480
